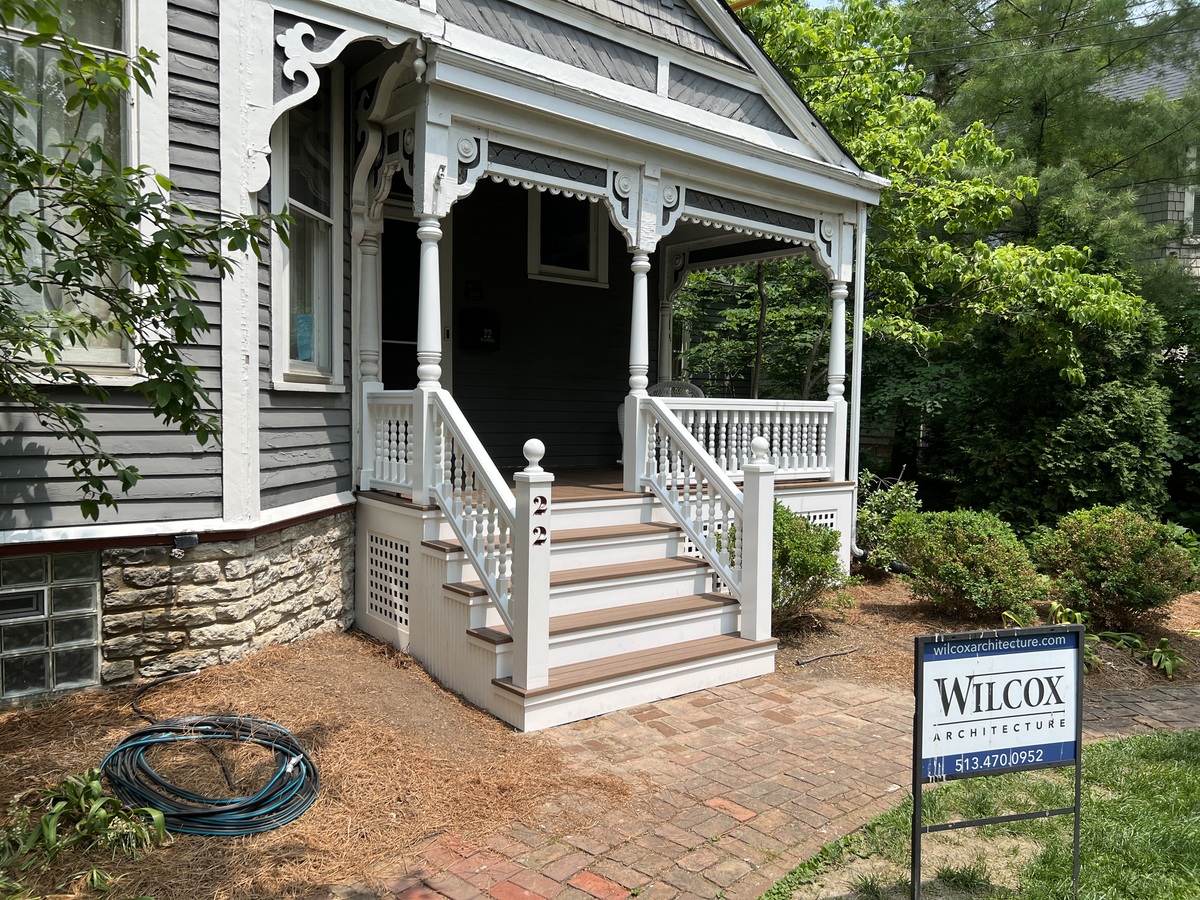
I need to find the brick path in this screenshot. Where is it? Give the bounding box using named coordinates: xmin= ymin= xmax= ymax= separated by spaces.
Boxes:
xmin=338 ymin=675 xmax=1200 ymax=900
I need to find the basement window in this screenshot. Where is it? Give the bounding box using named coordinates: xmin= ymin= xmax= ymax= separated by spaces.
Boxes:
xmin=1 ymin=553 xmax=100 ymax=701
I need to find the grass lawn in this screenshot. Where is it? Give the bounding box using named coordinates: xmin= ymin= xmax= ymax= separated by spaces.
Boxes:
xmin=763 ymin=730 xmax=1200 ymax=900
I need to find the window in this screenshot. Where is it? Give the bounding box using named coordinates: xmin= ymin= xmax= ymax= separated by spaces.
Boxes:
xmin=527 ymin=191 xmax=609 ymax=287
xmin=0 ymin=1 xmax=130 ymax=369
xmin=271 ymin=70 xmax=344 ymax=389
xmin=1 ymin=553 xmax=100 ymax=700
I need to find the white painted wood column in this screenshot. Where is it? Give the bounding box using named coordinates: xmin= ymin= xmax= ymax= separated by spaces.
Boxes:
xmin=358 ymin=225 xmax=383 ymax=490
xmin=512 ymin=439 xmax=553 ymax=691
xmin=740 ymin=436 xmax=776 ymax=642
xmin=412 ymin=216 xmax=443 ymax=504
xmin=624 ymin=252 xmax=651 ymax=491
xmin=657 ymin=291 xmax=673 ymax=382
xmin=828 ymin=280 xmax=849 ymax=483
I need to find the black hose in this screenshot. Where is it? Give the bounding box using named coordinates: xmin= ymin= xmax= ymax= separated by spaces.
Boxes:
xmin=102 ymin=715 xmax=320 ymax=836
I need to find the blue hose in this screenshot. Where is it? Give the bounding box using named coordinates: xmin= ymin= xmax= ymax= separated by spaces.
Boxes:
xmin=101 ymin=715 xmax=320 ymax=835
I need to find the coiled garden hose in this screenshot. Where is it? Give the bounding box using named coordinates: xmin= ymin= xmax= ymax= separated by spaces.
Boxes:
xmin=101 ymin=715 xmax=320 ymax=836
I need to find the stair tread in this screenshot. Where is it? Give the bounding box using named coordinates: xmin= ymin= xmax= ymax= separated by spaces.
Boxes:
xmin=424 ymin=521 xmax=680 ymax=556
xmin=448 ymin=556 xmax=709 ymax=597
xmin=493 ymin=633 xmax=777 ymax=698
xmin=467 ymin=592 xmax=737 ymax=645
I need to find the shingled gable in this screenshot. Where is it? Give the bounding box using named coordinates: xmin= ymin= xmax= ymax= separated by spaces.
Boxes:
xmin=437 ymin=0 xmax=866 ymax=175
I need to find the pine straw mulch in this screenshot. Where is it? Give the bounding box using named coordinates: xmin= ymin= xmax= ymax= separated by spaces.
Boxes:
xmin=0 ymin=632 xmax=629 ymax=900
xmin=773 ymin=577 xmax=1200 ymax=690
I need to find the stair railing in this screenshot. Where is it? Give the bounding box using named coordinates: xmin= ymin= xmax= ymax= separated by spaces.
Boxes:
xmin=427 ymin=389 xmax=552 ymax=689
xmin=639 ymin=397 xmax=776 ymax=641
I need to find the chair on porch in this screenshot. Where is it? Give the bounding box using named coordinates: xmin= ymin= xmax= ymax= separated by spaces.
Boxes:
xmin=617 ymin=380 xmax=705 ymax=461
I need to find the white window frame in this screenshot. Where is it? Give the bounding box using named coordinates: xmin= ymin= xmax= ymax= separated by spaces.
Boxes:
xmin=3 ymin=0 xmax=167 ymax=384
xmin=1185 ymin=147 xmax=1197 ymax=239
xmin=526 ymin=190 xmax=609 ymax=288
xmin=270 ymin=66 xmax=345 ymax=392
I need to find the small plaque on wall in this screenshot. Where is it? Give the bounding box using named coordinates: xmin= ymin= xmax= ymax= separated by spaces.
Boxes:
xmin=459 ymin=308 xmax=501 ymax=352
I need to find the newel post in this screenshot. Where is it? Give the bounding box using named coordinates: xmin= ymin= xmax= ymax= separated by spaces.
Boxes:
xmin=740 ymin=437 xmax=776 ymax=642
xmin=828 ymin=279 xmax=849 ymax=482
xmin=512 ymin=439 xmax=554 ymax=690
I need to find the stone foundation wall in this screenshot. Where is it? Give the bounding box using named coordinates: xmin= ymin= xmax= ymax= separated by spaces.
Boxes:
xmin=100 ymin=509 xmax=355 ymax=683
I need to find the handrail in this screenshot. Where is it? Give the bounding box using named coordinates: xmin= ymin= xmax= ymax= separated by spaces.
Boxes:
xmin=429 ymin=389 xmax=518 ymax=631
xmin=658 ymin=398 xmax=835 ymax=480
xmin=639 ymin=397 xmax=746 ymax=597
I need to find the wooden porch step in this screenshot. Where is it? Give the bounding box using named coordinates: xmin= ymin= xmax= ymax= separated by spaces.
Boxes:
xmin=466 ymin=592 xmax=737 ymax=645
xmin=444 ymin=556 xmax=708 ymax=598
xmin=423 ymin=521 xmax=680 ymax=556
xmin=492 ymin=633 xmax=777 ymax=699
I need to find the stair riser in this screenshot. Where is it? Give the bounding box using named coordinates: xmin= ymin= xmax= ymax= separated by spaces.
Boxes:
xmin=549 ymin=498 xmax=669 ymax=530
xmin=499 ymin=646 xmax=777 ymax=732
xmin=550 ymin=569 xmax=716 ymax=614
xmin=549 ymin=607 xmax=740 ymax=667
xmin=549 ymin=533 xmax=685 ymax=568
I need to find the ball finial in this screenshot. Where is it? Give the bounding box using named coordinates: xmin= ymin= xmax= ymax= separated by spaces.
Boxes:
xmin=750 ymin=436 xmax=770 ymax=462
xmin=523 ymin=439 xmax=546 ymax=473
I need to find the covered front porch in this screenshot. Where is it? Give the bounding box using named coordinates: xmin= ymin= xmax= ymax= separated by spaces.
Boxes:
xmin=244 ymin=0 xmax=882 ymax=728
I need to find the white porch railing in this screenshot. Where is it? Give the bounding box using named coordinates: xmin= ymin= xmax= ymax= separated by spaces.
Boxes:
xmin=659 ymin=398 xmax=845 ymax=482
xmin=364 ymin=391 xmax=416 ymax=494
xmin=638 ymin=398 xmax=775 ymax=641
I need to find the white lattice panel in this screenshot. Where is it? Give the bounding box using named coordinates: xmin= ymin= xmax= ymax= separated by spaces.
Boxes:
xmin=802 ymin=510 xmax=838 ymax=529
xmin=367 ymin=534 xmax=410 ymax=627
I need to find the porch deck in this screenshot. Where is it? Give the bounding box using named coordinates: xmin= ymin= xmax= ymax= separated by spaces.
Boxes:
xmin=498 ymin=466 xmax=855 ymax=503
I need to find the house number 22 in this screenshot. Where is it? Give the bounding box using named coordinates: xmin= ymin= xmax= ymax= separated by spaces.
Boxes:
xmin=532 ymin=495 xmax=548 ymax=546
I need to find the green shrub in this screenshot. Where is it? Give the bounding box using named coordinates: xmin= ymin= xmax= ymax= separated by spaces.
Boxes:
xmin=879 ymin=510 xmax=1044 ymax=621
xmin=856 ymin=469 xmax=921 ymax=565
xmin=772 ymin=502 xmax=849 ymax=633
xmin=1032 ymin=506 xmax=1195 ymax=628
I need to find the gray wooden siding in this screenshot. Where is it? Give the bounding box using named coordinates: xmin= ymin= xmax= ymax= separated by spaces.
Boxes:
xmin=256 ymin=98 xmax=354 ymax=513
xmin=449 ymin=181 xmax=658 ymax=468
xmin=0 ymin=0 xmax=226 ymax=533
xmin=668 ymin=65 xmax=792 ymax=136
xmin=562 ymin=0 xmax=747 ymax=70
xmin=440 ymin=0 xmax=657 ymax=92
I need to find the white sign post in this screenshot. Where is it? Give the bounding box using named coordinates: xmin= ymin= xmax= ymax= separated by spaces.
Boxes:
xmin=911 ymin=626 xmax=1084 ymax=900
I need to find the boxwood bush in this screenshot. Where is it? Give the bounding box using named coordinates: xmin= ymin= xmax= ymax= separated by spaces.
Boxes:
xmin=1031 ymin=506 xmax=1196 ymax=628
xmin=879 ymin=510 xmax=1044 ymax=622
xmin=771 ymin=502 xmax=849 ymax=633
xmin=856 ymin=469 xmax=921 ymax=569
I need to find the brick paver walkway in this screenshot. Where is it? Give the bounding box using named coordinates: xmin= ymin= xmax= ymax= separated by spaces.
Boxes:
xmin=340 ymin=675 xmax=1200 ymax=900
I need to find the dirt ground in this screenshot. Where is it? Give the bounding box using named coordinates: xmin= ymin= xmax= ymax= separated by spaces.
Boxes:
xmin=2 ymin=579 xmax=1197 ymax=899
xmin=772 ymin=577 xmax=1200 ymax=691
xmin=0 ymin=634 xmax=627 ymax=900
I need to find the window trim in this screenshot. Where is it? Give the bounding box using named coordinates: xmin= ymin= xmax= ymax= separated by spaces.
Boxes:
xmin=270 ymin=65 xmax=345 ymax=393
xmin=526 ymin=190 xmax=610 ymax=288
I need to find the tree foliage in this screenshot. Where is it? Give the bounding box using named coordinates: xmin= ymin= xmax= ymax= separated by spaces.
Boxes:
xmin=710 ymin=0 xmax=1180 ymax=526
xmin=0 ymin=1 xmax=283 ymax=518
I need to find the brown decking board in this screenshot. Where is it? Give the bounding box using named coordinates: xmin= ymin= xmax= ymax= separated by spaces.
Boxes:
xmin=447 ymin=556 xmax=708 ymax=598
xmin=493 ymin=633 xmax=778 ymax=698
xmin=465 ymin=592 xmax=737 ymax=645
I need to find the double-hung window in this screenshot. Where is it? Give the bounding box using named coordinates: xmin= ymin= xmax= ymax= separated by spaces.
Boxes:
xmin=271 ymin=69 xmax=344 ymax=388
xmin=0 ymin=0 xmax=131 ymax=370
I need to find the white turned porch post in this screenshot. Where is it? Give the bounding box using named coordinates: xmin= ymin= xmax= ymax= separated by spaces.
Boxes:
xmin=411 ymin=216 xmax=443 ymax=504
xmin=827 ymin=280 xmax=849 ymax=483
xmin=624 ymin=252 xmax=651 ymax=491
xmin=657 ymin=292 xmax=673 ymax=382
xmin=740 ymin=437 xmax=776 ymax=641
xmin=512 ymin=439 xmax=553 ymax=690
xmin=358 ymin=225 xmax=383 ymax=490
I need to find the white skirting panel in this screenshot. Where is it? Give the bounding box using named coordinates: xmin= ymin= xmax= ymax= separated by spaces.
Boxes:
xmin=775 ymin=482 xmax=855 ymax=573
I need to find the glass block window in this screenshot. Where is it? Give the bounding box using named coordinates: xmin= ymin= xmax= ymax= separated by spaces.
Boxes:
xmin=1 ymin=553 xmax=100 ymax=701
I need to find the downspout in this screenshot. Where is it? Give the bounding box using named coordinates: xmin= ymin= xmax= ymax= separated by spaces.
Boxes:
xmin=849 ymin=202 xmax=867 ymax=559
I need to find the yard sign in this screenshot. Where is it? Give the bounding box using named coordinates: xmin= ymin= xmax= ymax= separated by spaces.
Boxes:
xmin=911 ymin=625 xmax=1084 ymax=900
